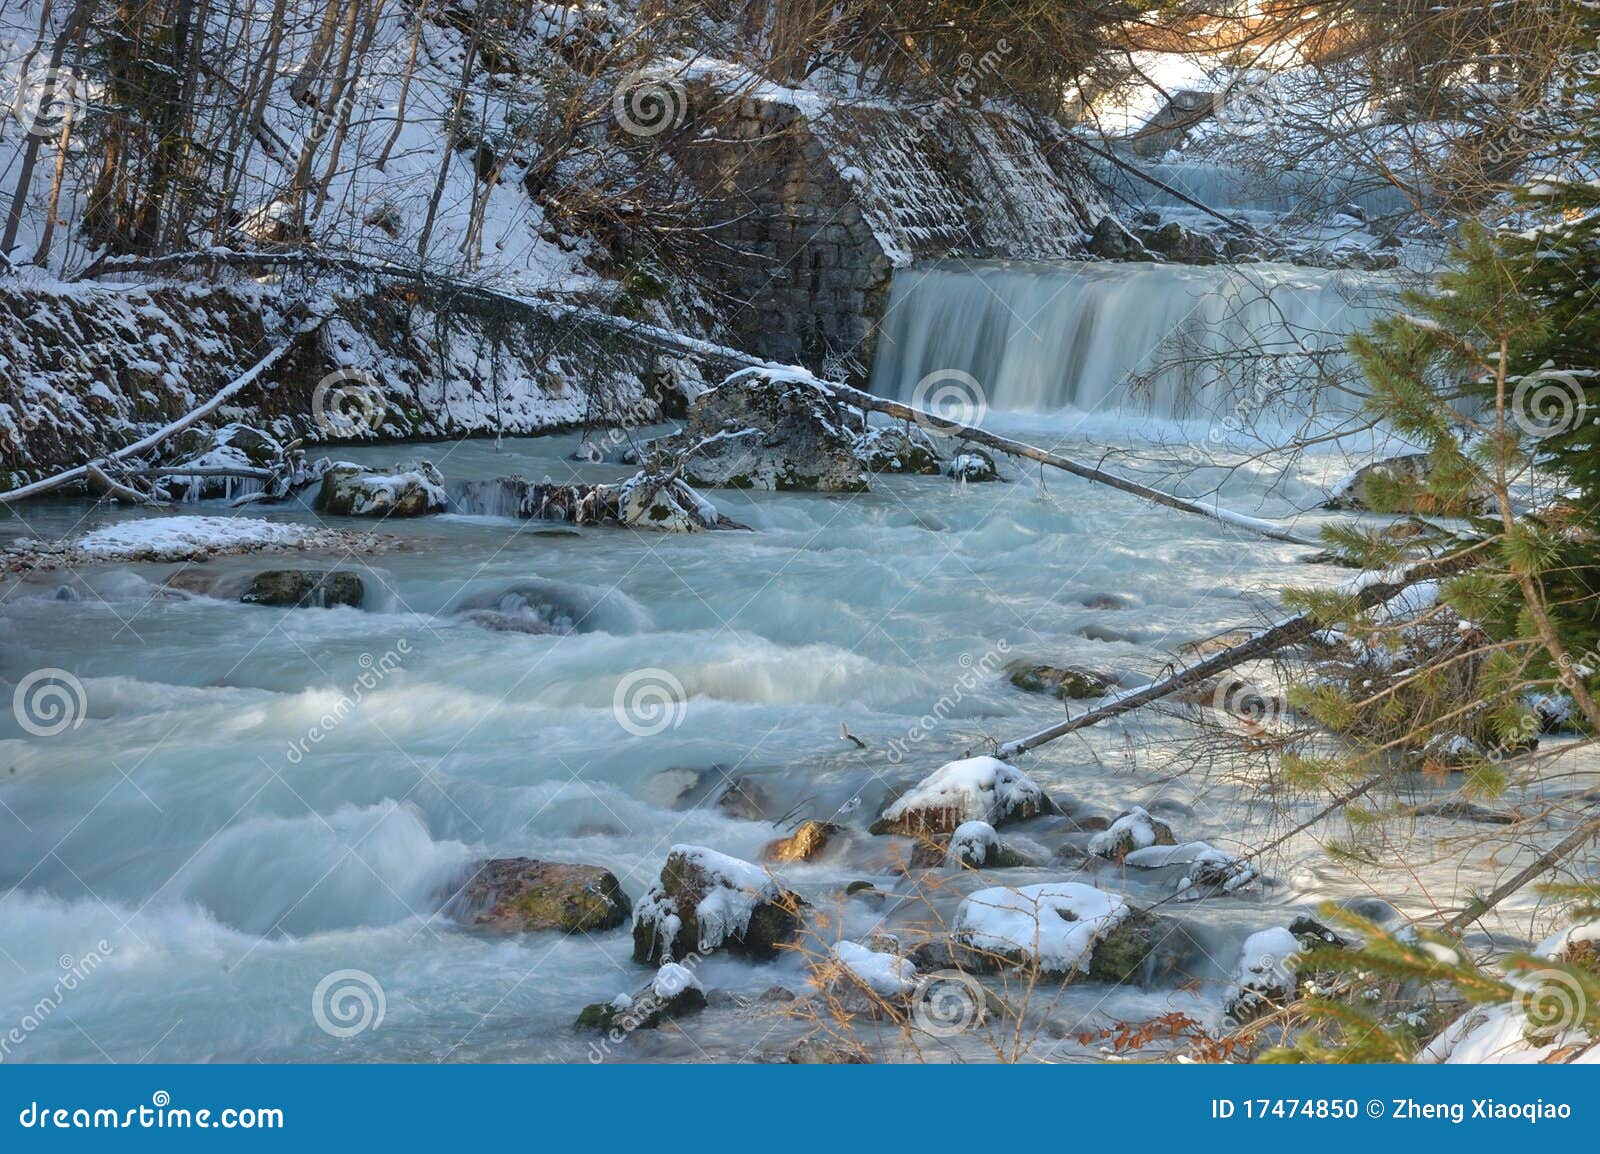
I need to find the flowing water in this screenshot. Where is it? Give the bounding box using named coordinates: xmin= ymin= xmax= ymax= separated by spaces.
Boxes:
xmin=870 ymin=260 xmax=1391 ymax=419
xmin=0 ymin=169 xmax=1521 ymax=1060
xmin=0 ymin=419 xmax=1512 ymax=1063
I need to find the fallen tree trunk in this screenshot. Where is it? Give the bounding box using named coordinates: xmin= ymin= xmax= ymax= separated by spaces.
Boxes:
xmin=0 ymin=314 xmax=325 ymax=506
xmin=85 ymin=463 xmax=157 ymax=505
xmin=83 ymin=251 xmax=1320 ymax=547
xmin=807 ymin=376 xmax=1320 ymax=547
xmin=995 ymin=546 xmax=1487 ymax=760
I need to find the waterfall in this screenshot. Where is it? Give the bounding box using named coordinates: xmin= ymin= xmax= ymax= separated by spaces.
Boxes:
xmin=1091 ymin=154 xmax=1419 ymax=221
xmin=868 ymin=260 xmax=1391 ymax=421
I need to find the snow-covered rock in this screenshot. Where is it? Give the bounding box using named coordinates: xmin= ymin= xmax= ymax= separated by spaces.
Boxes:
xmin=953 ymin=882 xmax=1131 ymax=976
xmin=1224 ymin=917 xmax=1351 ymax=1022
xmin=852 ymin=423 xmax=943 ymax=475
xmin=651 ymin=370 xmax=868 ymax=493
xmin=1421 ymin=922 xmax=1599 ymax=1063
xmin=632 ymin=845 xmax=802 ymax=964
xmin=871 ymin=756 xmax=1055 ymax=837
xmin=946 ymin=821 xmax=1025 ymax=869
xmin=575 ymin=962 xmax=707 ymax=1032
xmin=1124 ymin=841 xmax=1260 ymax=900
xmin=944 ymin=449 xmax=998 ymax=482
xmin=10 ymin=515 xmax=388 ymax=572
xmin=1088 ymin=806 xmax=1177 ymax=862
xmin=317 ymin=461 xmax=448 ymax=517
xmin=831 ymin=940 xmax=918 ymax=999
xmin=483 ymin=471 xmax=737 ymax=532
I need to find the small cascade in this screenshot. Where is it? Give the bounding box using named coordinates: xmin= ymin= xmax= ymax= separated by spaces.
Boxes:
xmin=450 ymin=477 xmax=528 ymax=517
xmin=868 ymin=259 xmax=1392 ymax=420
xmin=1094 ymin=155 xmax=1417 ymax=222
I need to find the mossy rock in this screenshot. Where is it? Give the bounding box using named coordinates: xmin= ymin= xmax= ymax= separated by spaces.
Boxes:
xmin=1087 ymin=910 xmax=1164 ymax=984
xmin=240 ymin=569 xmax=364 ymax=609
xmin=453 ymin=858 xmax=630 ymax=934
xmin=631 ymin=847 xmax=803 ymax=964
xmin=575 ymin=985 xmax=706 ymax=1031
xmin=762 ymin=820 xmax=837 ymax=862
xmin=1006 ymin=661 xmax=1114 ymax=701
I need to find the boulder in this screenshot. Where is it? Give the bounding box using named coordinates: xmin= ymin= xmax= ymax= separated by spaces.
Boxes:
xmin=632 ymin=845 xmax=802 ymax=964
xmin=1006 ymin=660 xmax=1115 ymax=701
xmin=1224 ymin=917 xmax=1352 ymax=1022
xmin=240 ymin=569 xmax=364 ymax=609
xmin=716 ymin=776 xmax=770 ymax=821
xmin=762 ymin=820 xmax=838 ymax=863
xmin=1123 ymin=841 xmax=1261 ymax=900
xmin=853 ymin=424 xmax=943 ymax=475
xmin=786 ymin=1039 xmax=869 ymax=1064
xmin=487 ymin=471 xmax=739 ymax=532
xmin=1322 ymin=453 xmax=1491 ymax=515
xmin=1137 ymin=221 xmax=1220 ymax=264
xmin=1086 ymin=215 xmax=1149 ymax=260
xmin=869 ymin=756 xmax=1055 ymax=837
xmin=947 ymin=820 xmax=1026 ymax=869
xmin=576 ymin=962 xmax=706 ymax=1031
xmin=822 ymin=939 xmax=919 ymax=1016
xmin=1088 ymin=806 xmax=1177 ymax=862
xmin=653 ymin=370 xmax=868 ymax=492
xmin=448 ymin=858 xmax=630 ymax=934
xmin=317 ymin=461 xmax=448 ymax=517
xmin=952 ymin=881 xmax=1131 ymax=977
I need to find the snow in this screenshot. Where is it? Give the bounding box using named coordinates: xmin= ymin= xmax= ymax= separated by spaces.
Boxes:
xmin=1422 ymin=921 xmax=1599 ymax=1063
xmin=833 ymin=940 xmax=917 ymax=997
xmin=879 ymin=756 xmax=1049 ymax=829
xmin=632 ymin=845 xmax=781 ymax=960
xmin=72 ymin=516 xmax=319 ymax=559
xmin=1224 ymin=926 xmax=1302 ymax=1017
xmin=948 ymin=820 xmax=1000 ymax=866
xmin=1123 ymin=840 xmax=1261 ymax=900
xmin=651 ymin=962 xmax=702 ymax=999
xmin=1088 ymin=806 xmax=1168 ymax=858
xmin=953 ymin=882 xmax=1130 ymax=973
